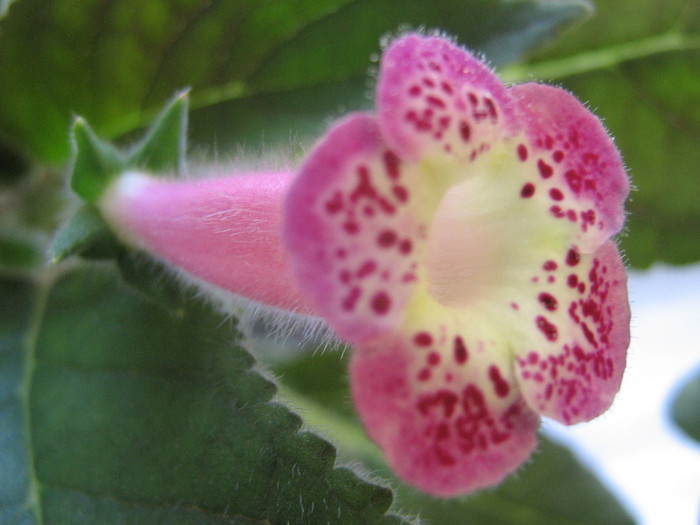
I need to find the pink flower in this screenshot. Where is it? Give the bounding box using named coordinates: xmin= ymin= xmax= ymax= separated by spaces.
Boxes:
xmin=100 ymin=34 xmax=630 ymax=497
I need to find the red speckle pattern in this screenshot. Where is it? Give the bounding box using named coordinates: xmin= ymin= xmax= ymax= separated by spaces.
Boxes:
xmin=288 ymin=115 xmax=425 ymax=342
xmin=511 ymin=83 xmax=628 ymax=251
xmin=351 ymin=340 xmax=539 ymax=496
xmin=516 ymin=241 xmax=629 ymax=424
xmin=379 ymin=35 xmax=516 ymax=162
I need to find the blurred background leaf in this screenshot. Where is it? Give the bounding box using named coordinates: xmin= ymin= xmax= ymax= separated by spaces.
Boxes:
xmin=0 ymin=0 xmax=590 ymax=166
xmin=670 ymin=366 xmax=700 ymax=444
xmin=503 ymin=0 xmax=700 ymax=267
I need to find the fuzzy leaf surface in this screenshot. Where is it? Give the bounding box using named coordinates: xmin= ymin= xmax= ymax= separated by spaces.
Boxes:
xmin=0 ymin=265 xmax=409 ymax=524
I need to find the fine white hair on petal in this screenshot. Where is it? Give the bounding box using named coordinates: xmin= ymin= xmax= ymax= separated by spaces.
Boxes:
xmin=166 ymin=259 xmax=339 ymax=352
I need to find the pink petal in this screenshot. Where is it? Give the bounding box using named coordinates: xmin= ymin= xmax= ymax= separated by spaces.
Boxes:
xmin=284 ymin=114 xmax=425 ymax=343
xmin=514 ymin=241 xmax=630 ymax=424
xmin=351 ymin=330 xmax=539 ymax=497
xmin=101 ymin=171 xmax=314 ymax=313
xmin=510 ymin=83 xmax=629 ymax=252
xmin=378 ymin=34 xmax=518 ymax=162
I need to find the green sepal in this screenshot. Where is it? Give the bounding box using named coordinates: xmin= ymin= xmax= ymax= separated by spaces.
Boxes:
xmin=69 ymin=90 xmax=189 ymax=204
xmin=127 ymin=89 xmax=189 ymax=176
xmin=60 ymin=91 xmax=190 ymax=263
xmin=49 ymin=205 xmax=122 ymax=262
xmin=69 ymin=118 xmax=126 ymax=203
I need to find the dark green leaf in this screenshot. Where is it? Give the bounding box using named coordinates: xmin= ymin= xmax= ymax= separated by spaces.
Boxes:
xmin=504 ymin=0 xmax=700 ymax=267
xmin=1 ymin=265 xmax=410 ymax=524
xmin=671 ymin=366 xmax=700 ymax=444
xmin=0 ymin=0 xmax=589 ymax=164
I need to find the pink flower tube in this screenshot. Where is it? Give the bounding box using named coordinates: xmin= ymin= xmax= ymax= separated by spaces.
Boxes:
xmin=100 ymin=34 xmax=630 ymax=497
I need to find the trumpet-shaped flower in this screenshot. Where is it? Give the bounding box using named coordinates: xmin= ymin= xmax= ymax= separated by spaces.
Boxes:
xmin=98 ymin=34 xmax=630 ymax=497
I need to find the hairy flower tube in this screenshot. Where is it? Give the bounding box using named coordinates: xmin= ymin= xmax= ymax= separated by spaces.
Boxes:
xmin=98 ymin=34 xmax=630 ymax=497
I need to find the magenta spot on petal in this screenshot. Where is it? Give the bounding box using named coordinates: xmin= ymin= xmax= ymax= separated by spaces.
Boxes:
xmin=520 ymin=183 xmax=535 ymax=198
xmin=377 ymin=230 xmax=397 ymax=248
xmin=441 ymin=81 xmax=453 ymax=94
xmin=517 ymin=144 xmax=528 ymax=162
xmin=550 ymin=205 xmax=565 ymax=218
xmin=549 ymin=188 xmax=564 ymax=201
xmin=488 ymin=366 xmax=510 ymax=398
xmin=325 ymin=192 xmax=343 ymax=214
xmin=527 ymin=351 xmax=539 ymax=364
xmin=399 ymin=239 xmax=413 ymax=255
xmin=414 ymin=331 xmax=433 ymax=346
xmin=536 ymin=315 xmax=559 ymax=341
xmin=428 ymin=352 xmax=441 ymax=366
xmin=343 ymin=221 xmax=359 ymax=234
xmin=537 ymin=159 xmax=553 ymax=178
xmin=459 ymin=121 xmax=471 ymax=142
xmin=566 ymin=248 xmax=581 ymax=267
xmin=417 ymin=389 xmax=458 ymax=418
xmin=418 ymin=368 xmax=431 ymax=381
xmin=392 ymin=185 xmax=409 ymax=202
xmin=371 ymin=291 xmax=391 ymax=315
xmin=567 ymin=274 xmax=579 ymax=288
xmin=538 ymin=292 xmax=558 ymax=311
xmin=543 ymin=260 xmax=558 ymax=271
xmin=342 ymin=287 xmax=361 ymax=312
xmin=356 ymin=260 xmax=377 ymax=278
xmin=383 ymin=150 xmax=400 ymax=180
xmin=454 ymin=336 xmax=468 ymax=364
xmin=408 ymin=85 xmax=422 ymax=97
xmin=426 ymin=95 xmax=446 ymax=109
xmin=553 ymin=150 xmax=564 ymax=163
xmin=565 ymin=169 xmax=582 ymax=193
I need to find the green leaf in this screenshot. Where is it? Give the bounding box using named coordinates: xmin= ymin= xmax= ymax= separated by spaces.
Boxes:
xmin=503 ymin=0 xmax=700 ymax=267
xmin=49 ymin=205 xmax=122 ymax=263
xmin=0 ymin=0 xmax=589 ymax=164
xmin=0 ymin=278 xmax=35 ymax=525
xmin=670 ymin=366 xmax=700 ymax=444
xmin=272 ymin=351 xmax=635 ymax=525
xmin=1 ymin=265 xmax=411 ymax=524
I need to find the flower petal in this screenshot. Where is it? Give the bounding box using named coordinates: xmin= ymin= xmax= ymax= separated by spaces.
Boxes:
xmin=378 ymin=34 xmax=518 ymax=162
xmin=284 ymin=114 xmax=426 ymax=343
xmin=514 ymin=240 xmax=630 ymax=424
xmin=351 ymin=326 xmax=539 ymax=497
xmin=101 ymin=170 xmax=314 ymax=313
xmin=510 ymin=83 xmax=629 ymax=252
